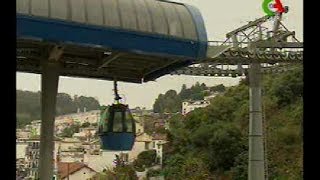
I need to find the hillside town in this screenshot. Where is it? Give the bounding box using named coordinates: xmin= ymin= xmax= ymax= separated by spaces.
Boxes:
xmin=16 ymin=90 xmax=221 ymax=180
xmin=16 ymin=107 xmax=164 ymax=179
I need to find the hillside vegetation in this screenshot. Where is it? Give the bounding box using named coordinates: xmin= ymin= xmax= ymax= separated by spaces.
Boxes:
xmin=161 ymin=65 xmax=303 ymax=179
xmin=16 ymin=90 xmax=100 ymax=128
xmin=153 ymin=82 xmax=226 ymax=113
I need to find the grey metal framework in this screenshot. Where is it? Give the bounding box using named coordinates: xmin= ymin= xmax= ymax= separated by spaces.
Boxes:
xmin=17 ymin=39 xmax=187 ymax=83
xmin=171 ymin=13 xmax=303 ymax=180
xmin=171 ymin=14 xmax=303 ymax=77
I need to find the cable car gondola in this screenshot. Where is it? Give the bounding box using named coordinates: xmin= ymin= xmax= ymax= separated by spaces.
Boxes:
xmin=98 ymin=80 xmax=136 ymax=151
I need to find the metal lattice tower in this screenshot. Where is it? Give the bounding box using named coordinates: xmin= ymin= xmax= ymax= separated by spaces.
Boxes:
xmin=171 ymin=12 xmax=303 ymax=180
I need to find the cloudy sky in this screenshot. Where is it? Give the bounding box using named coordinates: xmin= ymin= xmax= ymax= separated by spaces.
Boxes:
xmin=16 ymin=0 xmax=303 ymax=109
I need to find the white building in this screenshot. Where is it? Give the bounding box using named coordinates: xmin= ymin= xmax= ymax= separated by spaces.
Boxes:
xmin=83 ymin=132 xmax=153 ymax=172
xmin=129 ymin=133 xmax=153 ymax=162
xmin=16 ymin=129 xmax=31 ymax=139
xmin=83 ymin=150 xmax=130 ymax=172
xmin=54 ymin=110 xmax=100 ymax=127
xmin=204 ymin=93 xmax=219 ymax=101
xmin=16 ymin=138 xmax=61 ymax=179
xmin=82 ymin=141 xmax=100 ymax=155
xmin=182 ymin=100 xmax=210 ymax=115
xmin=135 ymin=120 xmax=144 ymax=135
xmin=59 ymin=138 xmax=82 ymax=150
xmin=73 ymin=127 xmax=96 ymax=141
xmin=55 ymin=117 xmax=74 ymax=126
xmin=151 ymin=134 xmax=167 ymax=165
xmin=58 ymin=138 xmax=84 ymax=163
xmin=16 ymin=140 xmax=28 ymax=159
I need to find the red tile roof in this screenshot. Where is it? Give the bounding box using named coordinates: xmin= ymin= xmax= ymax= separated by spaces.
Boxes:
xmin=58 ymin=162 xmax=96 ymax=179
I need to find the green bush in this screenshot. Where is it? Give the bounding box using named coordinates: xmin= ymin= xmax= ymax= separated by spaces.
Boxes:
xmin=147 ymin=169 xmax=162 ymax=177
xmin=132 ymin=159 xmax=145 ymax=172
xmin=137 ymin=150 xmax=157 ymax=168
xmin=81 ymin=122 xmax=90 ymax=128
xmin=113 ymin=165 xmax=138 ymax=180
xmin=95 ymin=165 xmax=138 ymax=180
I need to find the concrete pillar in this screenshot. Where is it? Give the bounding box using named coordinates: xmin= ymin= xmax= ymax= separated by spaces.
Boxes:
xmin=248 ymin=63 xmax=265 ymax=180
xmin=38 ymin=61 xmax=61 ymax=180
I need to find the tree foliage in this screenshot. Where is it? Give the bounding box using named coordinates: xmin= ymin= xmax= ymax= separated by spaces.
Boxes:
xmin=60 ymin=123 xmax=81 ymax=137
xmin=146 ymin=169 xmax=162 ymax=178
xmin=162 ymin=66 xmax=303 ymax=179
xmin=81 ymin=122 xmax=91 ymax=128
xmin=153 ymin=83 xmax=225 ymax=113
xmin=136 ymin=150 xmax=157 ymax=168
xmin=74 ymin=95 xmax=100 ymax=112
xmin=92 ymin=165 xmax=138 ymax=180
xmin=153 ymin=90 xmax=181 ymax=113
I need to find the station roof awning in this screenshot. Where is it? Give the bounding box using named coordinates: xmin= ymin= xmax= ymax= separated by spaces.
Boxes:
xmin=17 ymin=38 xmax=193 ymax=83
xmin=16 ymin=0 xmax=208 ymax=83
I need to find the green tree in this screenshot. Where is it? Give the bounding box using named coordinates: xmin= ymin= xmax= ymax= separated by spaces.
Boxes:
xmin=92 ymin=166 xmax=138 ymax=180
xmin=162 ymin=65 xmax=303 ymax=179
xmin=163 ymin=154 xmax=185 ymax=179
xmin=16 ymin=90 xmax=101 ymax=128
xmin=81 ymin=122 xmax=91 ymax=128
xmin=56 ymin=93 xmax=77 ymax=115
xmin=146 ymin=169 xmax=162 ymax=178
xmin=179 ymin=84 xmax=190 ymax=100
xmin=210 ymin=84 xmax=226 ymax=92
xmin=136 ymin=150 xmax=157 ymax=168
xmin=229 ymin=151 xmax=248 ymax=180
xmin=153 ymin=90 xmax=181 ymax=113
xmin=16 ymin=90 xmax=41 ymax=127
xmin=74 ymin=96 xmax=100 ymax=111
xmin=163 ymin=154 xmax=212 ymax=180
xmin=179 ymin=156 xmax=212 ymax=180
xmin=266 ymin=67 xmax=303 ymax=107
xmin=60 ymin=124 xmax=80 ymax=137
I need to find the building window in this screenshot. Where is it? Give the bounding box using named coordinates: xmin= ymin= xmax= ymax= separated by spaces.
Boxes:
xmin=121 ymin=153 xmax=129 ymax=162
xmin=145 ymin=142 xmax=150 ymax=150
xmin=157 ymin=144 xmax=161 ymax=149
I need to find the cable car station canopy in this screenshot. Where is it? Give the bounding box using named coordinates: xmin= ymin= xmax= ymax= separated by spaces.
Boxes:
xmin=17 ymin=0 xmax=208 ymax=83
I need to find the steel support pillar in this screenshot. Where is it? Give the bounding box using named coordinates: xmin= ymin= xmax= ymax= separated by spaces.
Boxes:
xmin=231 ymin=34 xmax=239 ymax=48
xmin=248 ymin=63 xmax=265 ymax=180
xmin=38 ymin=61 xmax=61 ymax=180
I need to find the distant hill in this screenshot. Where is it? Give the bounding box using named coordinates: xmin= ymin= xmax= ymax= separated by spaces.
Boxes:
xmin=16 ymin=90 xmax=100 ymax=128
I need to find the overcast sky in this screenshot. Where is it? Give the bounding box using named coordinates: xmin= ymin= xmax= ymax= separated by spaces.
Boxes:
xmin=16 ymin=0 xmax=303 ymax=109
